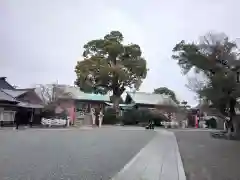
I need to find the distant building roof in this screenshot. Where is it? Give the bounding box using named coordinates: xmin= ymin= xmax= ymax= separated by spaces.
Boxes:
xmin=57 ymin=85 xmax=110 ymax=102
xmin=1 ymin=89 xmax=27 ymax=98
xmin=0 ymin=88 xmax=43 ymax=108
xmin=17 ymin=102 xmax=44 ymax=109
xmin=0 ymin=89 xmax=18 ymax=103
xmin=126 ymin=92 xmax=178 ymax=107
xmin=0 ymin=77 xmax=15 ymax=90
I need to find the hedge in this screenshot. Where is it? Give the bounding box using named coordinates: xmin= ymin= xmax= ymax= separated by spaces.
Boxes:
xmin=103 ymin=108 xmax=119 ymax=124
xmin=103 ymin=108 xmax=166 ymax=126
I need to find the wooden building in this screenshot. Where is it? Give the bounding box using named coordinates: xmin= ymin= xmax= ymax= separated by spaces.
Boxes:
xmin=0 ymin=77 xmax=43 ymax=126
xmin=124 ymin=91 xmax=179 ymax=121
xmin=52 ymin=85 xmax=110 ymax=126
xmin=125 ymin=92 xmax=178 ymax=110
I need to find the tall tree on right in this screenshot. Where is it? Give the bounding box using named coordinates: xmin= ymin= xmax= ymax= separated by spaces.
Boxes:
xmin=172 ymin=32 xmax=240 ymax=135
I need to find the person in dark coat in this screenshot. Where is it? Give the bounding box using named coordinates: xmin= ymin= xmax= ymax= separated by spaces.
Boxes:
xmin=15 ymin=118 xmax=20 ymax=129
xmin=146 ymin=119 xmax=154 ymax=129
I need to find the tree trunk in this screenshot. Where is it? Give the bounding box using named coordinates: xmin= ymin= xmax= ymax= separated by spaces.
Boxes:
xmin=112 ymin=95 xmax=121 ymax=117
xmin=112 ymin=84 xmax=124 ymax=119
xmin=227 ymin=97 xmax=239 ymax=138
xmin=232 ymin=116 xmax=240 ymax=137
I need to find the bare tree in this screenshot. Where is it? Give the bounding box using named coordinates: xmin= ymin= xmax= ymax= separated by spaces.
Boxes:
xmin=34 ymin=84 xmax=66 ymax=105
xmin=186 ymin=71 xmax=209 ymax=94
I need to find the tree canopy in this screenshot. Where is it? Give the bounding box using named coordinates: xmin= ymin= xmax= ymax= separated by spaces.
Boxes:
xmin=75 ymin=31 xmax=148 ymax=102
xmin=172 ymin=32 xmax=240 ymax=116
xmin=153 ymin=87 xmax=179 ymax=104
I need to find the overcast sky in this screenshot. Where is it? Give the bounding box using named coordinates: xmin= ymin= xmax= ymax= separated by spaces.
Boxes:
xmin=1 ymin=0 xmax=239 ymax=106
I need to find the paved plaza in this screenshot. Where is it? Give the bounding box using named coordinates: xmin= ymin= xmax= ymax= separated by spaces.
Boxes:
xmin=112 ymin=129 xmax=185 ymax=180
xmin=2 ymin=127 xmax=240 ymax=180
xmin=0 ymin=127 xmax=186 ymax=180
xmin=174 ymin=130 xmax=240 ymax=180
xmin=0 ymin=127 xmax=155 ymax=180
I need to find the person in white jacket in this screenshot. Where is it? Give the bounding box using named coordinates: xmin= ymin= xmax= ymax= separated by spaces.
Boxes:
xmin=98 ymin=109 xmax=104 ymax=127
xmin=91 ymin=108 xmax=96 ymax=126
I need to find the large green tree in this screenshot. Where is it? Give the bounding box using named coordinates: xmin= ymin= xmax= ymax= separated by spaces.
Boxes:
xmin=153 ymin=87 xmax=179 ymax=104
xmin=172 ymin=32 xmax=240 ymax=134
xmin=75 ymin=31 xmax=147 ymax=110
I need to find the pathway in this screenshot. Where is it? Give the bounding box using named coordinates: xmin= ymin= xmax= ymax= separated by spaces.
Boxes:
xmin=112 ymin=129 xmax=186 ymax=180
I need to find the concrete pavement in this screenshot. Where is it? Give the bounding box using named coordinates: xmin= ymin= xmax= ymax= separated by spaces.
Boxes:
xmin=175 ymin=130 xmax=240 ymax=180
xmin=0 ymin=127 xmax=186 ymax=180
xmin=112 ymin=129 xmax=186 ymax=180
xmin=0 ymin=127 xmax=155 ymax=180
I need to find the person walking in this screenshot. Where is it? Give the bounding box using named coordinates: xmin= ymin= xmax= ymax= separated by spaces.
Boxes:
xmin=15 ymin=118 xmax=19 ymax=130
xmin=29 ymin=111 xmax=33 ymax=128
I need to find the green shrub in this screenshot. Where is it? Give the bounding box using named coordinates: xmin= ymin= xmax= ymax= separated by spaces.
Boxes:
xmin=41 ymin=109 xmax=68 ymax=119
xmin=206 ymin=118 xmax=217 ymax=129
xmin=121 ymin=109 xmax=140 ymax=125
xmin=103 ymin=108 xmax=119 ymax=124
xmin=103 ymin=107 xmax=168 ymax=126
xmin=41 ymin=109 xmax=56 ymax=119
xmin=122 ymin=109 xmax=165 ymax=126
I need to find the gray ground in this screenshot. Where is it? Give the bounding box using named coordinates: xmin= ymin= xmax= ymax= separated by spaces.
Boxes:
xmin=0 ymin=128 xmax=155 ymax=180
xmin=174 ymin=129 xmax=240 ymax=180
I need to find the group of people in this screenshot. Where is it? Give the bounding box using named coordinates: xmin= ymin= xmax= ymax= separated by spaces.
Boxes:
xmin=91 ymin=108 xmax=104 ymax=127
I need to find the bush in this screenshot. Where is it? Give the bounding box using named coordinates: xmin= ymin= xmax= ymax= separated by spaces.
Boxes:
xmin=103 ymin=107 xmax=168 ymax=126
xmin=206 ymin=118 xmax=217 ymax=129
xmin=121 ymin=109 xmax=165 ymax=126
xmin=103 ymin=108 xmax=119 ymax=124
xmin=121 ymin=109 xmax=139 ymax=125
xmin=41 ymin=109 xmax=68 ymax=119
xmin=41 ymin=109 xmax=56 ymax=119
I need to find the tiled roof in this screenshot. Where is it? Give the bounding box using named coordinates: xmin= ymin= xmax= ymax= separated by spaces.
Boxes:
xmin=17 ymin=102 xmax=44 ymax=109
xmin=126 ymin=92 xmax=178 ymax=107
xmin=0 ymin=77 xmax=15 ymax=90
xmin=0 ymin=87 xmax=43 ymax=108
xmin=1 ymin=89 xmax=27 ymax=98
xmin=0 ymin=88 xmax=43 ymax=108
xmin=0 ymin=89 xmax=18 ymax=102
xmin=57 ymin=85 xmax=110 ymax=102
